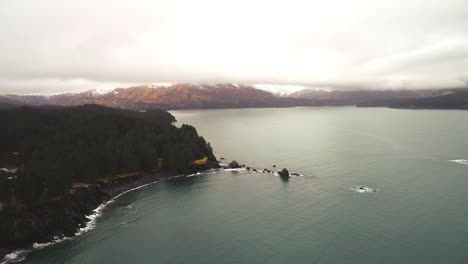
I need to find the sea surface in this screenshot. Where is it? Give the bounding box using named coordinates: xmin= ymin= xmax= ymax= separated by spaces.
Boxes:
xmin=16 ymin=107 xmax=468 ymax=263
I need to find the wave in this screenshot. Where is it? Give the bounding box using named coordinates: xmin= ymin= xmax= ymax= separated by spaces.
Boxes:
xmin=33 ymin=236 xmax=71 ymax=249
xmin=349 ymin=185 xmax=379 ymax=193
xmin=0 ymin=250 xmax=31 ymax=264
xmin=186 ymin=172 xmax=203 ymax=177
xmin=449 ymin=159 xmax=468 ymax=165
xmin=186 ymin=168 xmax=221 ymax=177
xmin=167 ymin=174 xmax=185 ymax=179
xmin=1 ymin=180 xmax=162 ymax=264
xmin=76 ymin=180 xmax=160 ymax=235
xmin=2 ymin=165 xmax=302 ymax=263
xmin=223 ymin=168 xmax=246 ymax=172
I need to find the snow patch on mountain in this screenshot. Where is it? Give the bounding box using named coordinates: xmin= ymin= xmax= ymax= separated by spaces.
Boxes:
xmin=147 ymin=82 xmax=173 ymax=88
xmin=253 ymin=84 xmax=307 ymax=96
xmin=89 ymin=87 xmax=115 ymax=96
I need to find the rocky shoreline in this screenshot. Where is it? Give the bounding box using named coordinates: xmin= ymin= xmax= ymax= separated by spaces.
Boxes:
xmin=0 ymin=170 xmax=174 ymax=261
xmin=0 ymin=160 xmax=292 ymax=262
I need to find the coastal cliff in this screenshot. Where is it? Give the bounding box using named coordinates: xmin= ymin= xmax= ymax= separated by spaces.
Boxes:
xmin=0 ymin=185 xmax=108 ymax=250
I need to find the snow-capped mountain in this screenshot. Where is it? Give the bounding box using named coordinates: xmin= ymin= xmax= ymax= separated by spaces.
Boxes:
xmin=147 ymin=82 xmax=174 ymax=88
xmin=253 ymin=84 xmax=307 ymax=96
xmin=0 ymin=82 xmax=458 ymax=110
xmin=89 ymin=87 xmax=116 ymax=96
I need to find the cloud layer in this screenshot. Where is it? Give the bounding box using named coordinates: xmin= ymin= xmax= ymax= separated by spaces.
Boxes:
xmin=1 ymin=0 xmax=468 ymax=94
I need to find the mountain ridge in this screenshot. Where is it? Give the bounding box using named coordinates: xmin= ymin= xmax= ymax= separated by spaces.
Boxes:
xmin=0 ymin=83 xmax=465 ymax=110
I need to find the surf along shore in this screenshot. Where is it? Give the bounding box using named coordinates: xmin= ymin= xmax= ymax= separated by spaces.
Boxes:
xmin=0 ymin=158 xmax=294 ymax=263
xmin=0 ymin=170 xmax=179 ymax=262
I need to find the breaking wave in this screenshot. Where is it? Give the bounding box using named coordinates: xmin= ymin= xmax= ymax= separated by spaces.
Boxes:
xmin=449 ymin=159 xmax=468 ymax=165
xmin=1 ymin=180 xmax=161 ymax=264
xmin=0 ymin=250 xmax=31 ymax=264
xmin=223 ymin=168 xmax=247 ymax=172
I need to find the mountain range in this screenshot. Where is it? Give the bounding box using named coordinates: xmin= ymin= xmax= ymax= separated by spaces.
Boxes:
xmin=0 ymin=83 xmax=466 ymax=110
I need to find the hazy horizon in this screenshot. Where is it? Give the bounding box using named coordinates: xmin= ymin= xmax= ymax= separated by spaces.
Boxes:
xmin=1 ymin=0 xmax=468 ymax=94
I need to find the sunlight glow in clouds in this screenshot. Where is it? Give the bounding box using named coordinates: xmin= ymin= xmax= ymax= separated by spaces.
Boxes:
xmin=0 ymin=0 xmax=467 ymax=94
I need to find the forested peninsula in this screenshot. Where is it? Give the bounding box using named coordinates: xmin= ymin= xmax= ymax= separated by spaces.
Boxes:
xmin=0 ymin=105 xmax=218 ymax=258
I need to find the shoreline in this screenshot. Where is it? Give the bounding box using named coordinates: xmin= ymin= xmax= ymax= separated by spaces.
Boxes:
xmin=0 ymin=170 xmax=174 ymax=263
xmin=0 ymin=162 xmax=284 ymax=263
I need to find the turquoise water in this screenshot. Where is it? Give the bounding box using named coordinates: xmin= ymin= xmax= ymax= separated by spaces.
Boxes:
xmin=20 ymin=107 xmax=468 ymax=263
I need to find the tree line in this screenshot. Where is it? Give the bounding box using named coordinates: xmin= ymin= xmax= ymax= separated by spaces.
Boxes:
xmin=0 ymin=105 xmax=216 ymax=203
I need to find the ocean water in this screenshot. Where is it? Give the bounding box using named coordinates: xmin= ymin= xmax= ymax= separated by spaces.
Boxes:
xmin=16 ymin=107 xmax=468 ymax=264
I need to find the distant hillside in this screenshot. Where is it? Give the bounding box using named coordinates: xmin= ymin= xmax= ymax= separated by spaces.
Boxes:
xmin=0 ymin=83 xmax=463 ymax=110
xmin=0 ymin=84 xmax=339 ymax=110
xmin=290 ymin=89 xmax=452 ymax=105
xmin=378 ymin=89 xmax=468 ymax=109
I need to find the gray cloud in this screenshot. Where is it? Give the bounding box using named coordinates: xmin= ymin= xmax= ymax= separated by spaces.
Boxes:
xmin=1 ymin=0 xmax=468 ymax=94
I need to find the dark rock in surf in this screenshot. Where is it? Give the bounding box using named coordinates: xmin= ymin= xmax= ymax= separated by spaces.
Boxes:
xmin=278 ymin=168 xmax=290 ymax=178
xmin=229 ymin=160 xmax=240 ymax=168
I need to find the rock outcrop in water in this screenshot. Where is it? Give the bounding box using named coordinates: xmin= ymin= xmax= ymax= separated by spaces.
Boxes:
xmin=278 ymin=168 xmax=290 ymax=179
xmin=229 ymin=160 xmax=240 ymax=168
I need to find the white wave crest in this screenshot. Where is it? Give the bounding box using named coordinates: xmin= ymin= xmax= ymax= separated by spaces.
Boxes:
xmin=76 ymin=180 xmax=159 ymax=236
xmin=33 ymin=236 xmax=70 ymax=249
xmin=167 ymin=175 xmax=185 ymax=179
xmin=75 ymin=201 xmax=110 ymax=236
xmin=0 ymin=250 xmax=31 ymax=264
xmin=186 ymin=172 xmax=203 ymax=177
xmin=224 ymin=168 xmax=246 ymax=172
xmin=1 ymin=178 xmax=168 ymax=263
xmin=449 ymin=159 xmax=468 ymax=165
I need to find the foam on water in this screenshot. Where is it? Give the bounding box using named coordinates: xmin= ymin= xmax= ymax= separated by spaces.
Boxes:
xmin=0 ymin=250 xmax=31 ymax=264
xmin=3 ymin=167 xmax=300 ymax=263
xmin=449 ymin=159 xmax=468 ymax=165
xmin=186 ymin=172 xmax=203 ymax=177
xmin=167 ymin=175 xmax=185 ymax=179
xmin=33 ymin=236 xmax=71 ymax=249
xmin=224 ymin=168 xmax=246 ymax=172
xmin=349 ymin=185 xmax=379 ymax=193
xmin=75 ymin=180 xmax=161 ymax=235
xmin=1 ymin=180 xmax=162 ymax=263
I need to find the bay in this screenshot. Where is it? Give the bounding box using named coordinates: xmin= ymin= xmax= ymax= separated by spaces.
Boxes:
xmin=22 ymin=107 xmax=468 ymax=264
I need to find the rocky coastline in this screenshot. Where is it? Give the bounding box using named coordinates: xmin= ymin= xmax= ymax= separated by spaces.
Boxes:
xmin=0 ymin=159 xmax=294 ymax=262
xmin=0 ymin=170 xmax=178 ymax=261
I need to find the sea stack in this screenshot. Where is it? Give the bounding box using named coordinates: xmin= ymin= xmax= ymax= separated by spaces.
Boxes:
xmin=229 ymin=160 xmax=240 ymax=168
xmin=278 ymin=168 xmax=290 ymax=179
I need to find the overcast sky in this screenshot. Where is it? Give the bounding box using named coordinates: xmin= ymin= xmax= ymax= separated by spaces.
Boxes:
xmin=1 ymin=0 xmax=468 ymax=94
